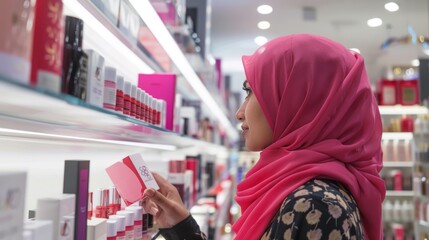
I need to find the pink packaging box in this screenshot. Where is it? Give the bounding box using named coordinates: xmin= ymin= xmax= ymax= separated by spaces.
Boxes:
xmin=138 ymin=73 xmax=176 ymax=130
xmin=106 ymin=153 xmax=159 ymax=206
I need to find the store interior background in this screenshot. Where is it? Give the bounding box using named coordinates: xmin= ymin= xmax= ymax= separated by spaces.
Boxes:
xmin=210 ymin=0 xmax=429 ymax=92
xmin=2 ymin=0 xmax=429 ymax=239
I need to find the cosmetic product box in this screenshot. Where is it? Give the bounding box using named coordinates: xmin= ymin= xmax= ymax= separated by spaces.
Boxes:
xmin=180 ymin=106 xmax=198 ymax=136
xmin=30 ymin=0 xmax=64 ymax=92
xmin=85 ymin=49 xmax=105 ymax=107
xmin=151 ymin=0 xmax=180 ymax=26
xmin=90 ymin=0 xmax=120 ymax=26
xmin=63 ymin=160 xmax=90 ymax=240
xmin=138 ymin=73 xmax=177 ymax=130
xmin=0 ymin=0 xmax=33 ymax=84
xmin=118 ymin=0 xmax=140 ymax=44
xmin=106 ymin=153 xmax=159 ymax=206
xmin=87 ymin=218 xmax=107 ymax=240
xmin=168 ymin=160 xmax=186 ymax=203
xmin=0 ymin=171 xmax=27 ymax=240
xmin=23 ymin=220 xmax=53 ymax=240
xmin=36 ymin=194 xmax=76 ymax=240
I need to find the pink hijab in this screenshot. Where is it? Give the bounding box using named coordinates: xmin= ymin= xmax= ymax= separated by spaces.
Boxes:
xmin=233 ymin=34 xmax=385 ymax=239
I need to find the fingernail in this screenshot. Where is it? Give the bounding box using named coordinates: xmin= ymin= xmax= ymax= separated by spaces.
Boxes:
xmin=144 ymin=188 xmax=155 ymax=197
xmin=151 ymin=206 xmax=159 ymax=215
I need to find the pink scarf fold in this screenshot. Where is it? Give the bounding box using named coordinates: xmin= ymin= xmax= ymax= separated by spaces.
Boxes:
xmin=232 ymin=34 xmax=385 ymax=240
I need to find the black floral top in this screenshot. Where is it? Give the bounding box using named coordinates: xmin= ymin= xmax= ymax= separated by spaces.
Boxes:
xmin=160 ymin=179 xmax=364 ymax=240
xmin=261 ymin=179 xmax=365 ymax=240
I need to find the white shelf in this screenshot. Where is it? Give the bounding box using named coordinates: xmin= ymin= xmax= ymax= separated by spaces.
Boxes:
xmin=386 ymin=190 xmax=414 ymax=197
xmin=382 ymin=132 xmax=414 ymax=140
xmin=0 ymin=78 xmax=228 ymax=152
xmin=383 ymin=161 xmax=414 ymax=167
xmin=379 ymin=105 xmax=428 ymax=115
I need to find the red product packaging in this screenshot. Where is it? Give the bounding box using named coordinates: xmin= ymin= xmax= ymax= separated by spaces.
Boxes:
xmin=379 ymin=79 xmax=398 ymax=105
xmin=398 ymin=79 xmax=419 ymax=105
xmin=30 ymin=0 xmax=64 ymax=92
xmin=106 ymin=153 xmax=159 ymax=206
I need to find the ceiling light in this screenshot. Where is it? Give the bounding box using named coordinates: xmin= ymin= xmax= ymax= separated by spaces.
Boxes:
xmin=384 ymin=2 xmax=399 ymax=12
xmin=254 ymin=36 xmax=268 ymax=46
xmin=367 ymin=18 xmax=382 ymax=27
xmin=349 ymin=48 xmax=360 ymax=54
xmin=257 ymin=21 xmax=271 ymax=30
xmin=257 ymin=5 xmax=273 ymax=14
xmin=411 ymin=59 xmax=420 ymax=67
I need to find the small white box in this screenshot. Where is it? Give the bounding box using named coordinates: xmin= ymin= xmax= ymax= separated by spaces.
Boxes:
xmin=87 ymin=218 xmax=107 ymax=240
xmin=85 ymin=49 xmax=105 ymax=108
xmin=0 ymin=171 xmax=27 ymax=240
xmin=36 ymin=194 xmax=75 ymax=240
xmin=24 ymin=220 xmax=53 ymax=240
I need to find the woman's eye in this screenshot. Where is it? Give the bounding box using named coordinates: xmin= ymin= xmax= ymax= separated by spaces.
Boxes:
xmin=242 ymin=87 xmax=252 ymax=97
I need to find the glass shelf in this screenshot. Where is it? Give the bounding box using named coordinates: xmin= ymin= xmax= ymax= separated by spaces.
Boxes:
xmin=385 ymin=190 xmax=414 ymax=197
xmin=383 ymin=161 xmax=414 ymax=167
xmin=379 ymin=105 xmax=428 ymax=115
xmin=0 ymin=77 xmax=228 ymax=152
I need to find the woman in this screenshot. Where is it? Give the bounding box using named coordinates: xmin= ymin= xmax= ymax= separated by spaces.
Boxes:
xmin=143 ymin=34 xmax=386 ymax=240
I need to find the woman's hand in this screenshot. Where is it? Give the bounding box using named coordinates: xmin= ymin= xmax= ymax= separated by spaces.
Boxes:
xmin=142 ymin=172 xmax=190 ymax=228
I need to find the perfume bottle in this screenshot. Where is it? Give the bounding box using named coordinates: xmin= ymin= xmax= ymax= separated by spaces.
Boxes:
xmin=62 ymin=16 xmax=87 ymax=99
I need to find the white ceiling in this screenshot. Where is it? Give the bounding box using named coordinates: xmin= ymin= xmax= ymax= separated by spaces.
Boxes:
xmin=209 ymin=0 xmax=429 ymax=82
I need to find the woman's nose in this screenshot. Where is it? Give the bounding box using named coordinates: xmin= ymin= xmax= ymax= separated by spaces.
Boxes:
xmin=235 ymin=103 xmax=245 ymax=121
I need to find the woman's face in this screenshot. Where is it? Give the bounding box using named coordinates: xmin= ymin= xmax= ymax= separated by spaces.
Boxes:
xmin=236 ymin=81 xmax=273 ymax=151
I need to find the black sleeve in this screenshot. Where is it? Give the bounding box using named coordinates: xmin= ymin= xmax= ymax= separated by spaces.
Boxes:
xmin=158 ymin=215 xmax=207 ymax=240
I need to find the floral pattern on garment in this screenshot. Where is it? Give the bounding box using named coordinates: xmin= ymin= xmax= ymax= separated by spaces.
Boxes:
xmin=261 ymin=179 xmax=365 ymax=240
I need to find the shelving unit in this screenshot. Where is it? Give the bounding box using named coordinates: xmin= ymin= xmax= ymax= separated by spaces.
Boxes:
xmin=0 ymin=1 xmax=236 ymax=239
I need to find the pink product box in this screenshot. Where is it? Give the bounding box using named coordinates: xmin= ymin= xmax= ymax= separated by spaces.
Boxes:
xmin=138 ymin=73 xmax=177 ymax=130
xmin=106 ymin=153 xmax=159 ymax=206
xmin=151 ymin=1 xmax=179 ymax=26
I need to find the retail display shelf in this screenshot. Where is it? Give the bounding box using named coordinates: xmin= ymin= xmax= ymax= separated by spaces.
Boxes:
xmin=0 ymin=77 xmax=228 ymax=151
xmin=379 ymin=105 xmax=428 ymax=115
xmin=63 ymin=0 xmax=238 ymax=141
xmin=382 ymin=132 xmax=414 ymax=140
xmin=385 ymin=190 xmax=414 ymax=197
xmin=383 ymin=161 xmax=414 ymax=167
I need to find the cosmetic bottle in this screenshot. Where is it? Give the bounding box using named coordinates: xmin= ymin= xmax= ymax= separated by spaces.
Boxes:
xmin=103 ymin=67 xmax=117 ymax=110
xmin=379 ymin=79 xmax=398 ymax=105
xmin=95 ymin=188 xmax=109 ymax=219
xmin=156 ymin=99 xmax=162 ymax=126
xmin=106 ymin=219 xmax=117 ymax=240
xmin=116 ymin=210 xmax=135 ymax=240
xmin=109 ymin=187 xmax=121 ymax=216
xmin=30 ymin=0 xmax=64 ymax=92
xmin=147 ymin=95 xmax=153 ymax=124
xmin=169 ymin=160 xmax=186 ymax=202
xmin=136 ymin=89 xmax=142 ymax=120
xmin=116 ymin=75 xmax=125 ymax=112
xmin=62 ymin=16 xmax=87 ymax=99
xmin=0 ymin=0 xmax=34 ymax=84
xmin=140 ymin=90 xmax=147 ymax=122
xmin=123 ymin=81 xmax=132 ymax=116
xmin=400 ymin=115 xmax=414 ymax=132
xmin=131 ymin=85 xmax=137 ymax=118
xmin=109 ymin=215 xmax=126 ymax=240
xmin=125 ymin=206 xmax=143 ymax=240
